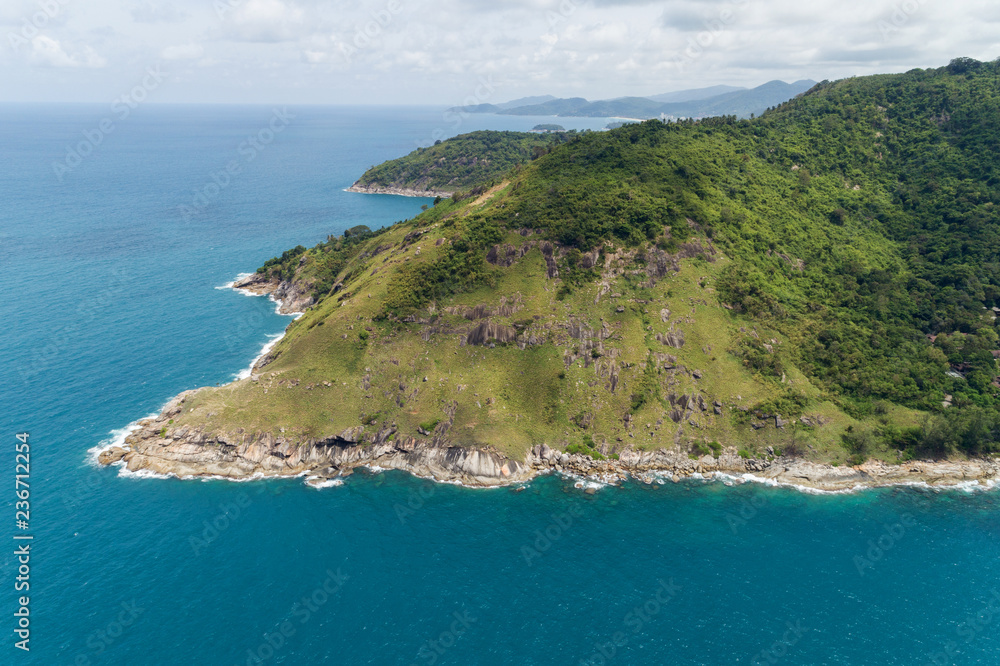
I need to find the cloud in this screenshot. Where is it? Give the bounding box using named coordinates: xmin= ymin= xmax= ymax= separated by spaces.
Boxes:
xmin=5 ymin=0 xmax=1000 ymax=104
xmin=29 ymin=35 xmax=106 ymax=68
xmin=222 ymin=0 xmax=306 ymax=43
xmin=161 ymin=43 xmax=204 ymax=60
xmin=130 ymin=1 xmax=188 ymax=24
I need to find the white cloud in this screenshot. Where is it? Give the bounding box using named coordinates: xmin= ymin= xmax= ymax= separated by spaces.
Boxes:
xmin=224 ymin=0 xmax=306 ymax=43
xmin=130 ymin=1 xmax=187 ymax=24
xmin=29 ymin=35 xmax=106 ymax=68
xmin=4 ymin=0 xmax=1000 ymax=103
xmin=301 ymin=50 xmax=329 ymax=64
xmin=161 ymin=43 xmax=204 ymax=60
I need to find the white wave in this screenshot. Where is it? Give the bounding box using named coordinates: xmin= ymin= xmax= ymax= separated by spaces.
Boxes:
xmin=306 ymin=476 xmax=345 ymax=489
xmin=706 ymin=471 xmax=1000 ymax=496
xmin=117 ymin=467 xmax=174 ymax=480
xmin=86 ymin=422 xmax=144 ymax=466
xmin=234 ymin=331 xmax=287 ymax=381
xmin=87 ymin=395 xmax=181 ymax=467
xmin=214 ymin=272 xmax=254 ymax=291
xmin=573 ymin=478 xmax=608 ymax=491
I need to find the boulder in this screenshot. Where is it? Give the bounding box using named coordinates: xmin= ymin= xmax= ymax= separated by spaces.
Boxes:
xmin=98 ymin=447 xmax=127 ymax=465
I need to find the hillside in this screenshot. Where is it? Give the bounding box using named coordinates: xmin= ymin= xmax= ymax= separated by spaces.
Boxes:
xmin=348 ymin=130 xmax=576 ymax=197
xmin=103 ymin=58 xmax=1000 ymax=487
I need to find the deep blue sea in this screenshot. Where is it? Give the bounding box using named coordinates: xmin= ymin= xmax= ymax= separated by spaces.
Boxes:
xmin=3 ymin=104 xmax=1000 ymax=665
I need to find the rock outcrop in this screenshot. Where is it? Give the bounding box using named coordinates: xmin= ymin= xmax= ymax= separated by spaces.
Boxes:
xmin=232 ymin=273 xmax=314 ymax=315
xmin=347 ymin=183 xmax=453 ymax=198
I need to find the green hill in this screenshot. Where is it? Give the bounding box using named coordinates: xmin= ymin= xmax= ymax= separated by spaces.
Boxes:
xmin=153 ymin=58 xmax=1000 ymax=469
xmin=349 ymin=130 xmax=576 ymax=196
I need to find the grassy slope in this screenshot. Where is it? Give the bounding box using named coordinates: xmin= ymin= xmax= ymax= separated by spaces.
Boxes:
xmin=174 ymin=186 xmax=916 ymax=466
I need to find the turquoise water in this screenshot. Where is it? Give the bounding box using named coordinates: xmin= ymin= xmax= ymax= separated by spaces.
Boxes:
xmin=2 ymin=105 xmax=1000 ymax=665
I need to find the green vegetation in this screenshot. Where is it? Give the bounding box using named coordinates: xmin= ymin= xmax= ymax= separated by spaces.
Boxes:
xmin=353 ymin=130 xmax=576 ymax=195
xmin=419 ymin=418 xmax=441 ymax=432
xmin=256 ymin=224 xmax=388 ymax=298
xmin=172 ymin=59 xmax=1000 ymax=464
xmin=567 ymin=437 xmax=606 ymax=460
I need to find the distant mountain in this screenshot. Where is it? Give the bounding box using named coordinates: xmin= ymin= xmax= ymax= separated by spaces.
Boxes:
xmin=497 ymin=97 xmax=591 ymax=116
xmin=495 ymin=95 xmax=557 ymax=110
xmin=655 ymin=80 xmax=818 ymax=118
xmin=646 ymin=84 xmax=746 ymax=104
xmin=504 ymin=96 xmax=665 ymax=119
xmin=448 ymin=80 xmax=818 ymax=120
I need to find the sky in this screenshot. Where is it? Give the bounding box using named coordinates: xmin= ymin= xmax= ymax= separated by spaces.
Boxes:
xmin=1 ymin=0 xmax=999 ymax=105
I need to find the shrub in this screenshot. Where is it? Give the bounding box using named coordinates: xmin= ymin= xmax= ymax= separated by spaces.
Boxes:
xmin=419 ymin=418 xmax=441 ymax=432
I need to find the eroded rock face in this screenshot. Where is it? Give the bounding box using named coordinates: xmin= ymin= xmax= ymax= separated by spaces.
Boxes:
xmin=100 ymin=392 xmax=1000 ymax=492
xmin=347 ymin=183 xmax=454 ymax=198
xmin=233 ymin=273 xmax=313 ymax=315
xmin=466 ymin=321 xmax=518 ymax=346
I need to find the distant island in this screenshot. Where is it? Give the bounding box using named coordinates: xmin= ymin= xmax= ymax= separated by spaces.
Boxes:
xmin=450 ymin=80 xmax=817 ymax=120
xmin=103 ymin=59 xmax=1000 ymax=491
xmin=532 ymin=124 xmax=565 ymax=132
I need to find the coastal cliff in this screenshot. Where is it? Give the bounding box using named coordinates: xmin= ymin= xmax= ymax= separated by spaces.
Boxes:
xmin=232 ymin=272 xmax=314 ymax=315
xmin=99 ymin=392 xmax=1000 ymax=491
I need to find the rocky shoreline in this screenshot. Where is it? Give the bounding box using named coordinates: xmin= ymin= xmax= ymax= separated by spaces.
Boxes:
xmin=98 ymin=391 xmax=1000 ymax=493
xmin=346 ymin=183 xmax=452 ymax=198
xmin=231 ymin=273 xmax=313 ymax=315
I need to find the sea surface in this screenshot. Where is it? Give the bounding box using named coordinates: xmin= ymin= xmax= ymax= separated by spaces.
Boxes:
xmin=2 ymin=104 xmax=1000 ymax=665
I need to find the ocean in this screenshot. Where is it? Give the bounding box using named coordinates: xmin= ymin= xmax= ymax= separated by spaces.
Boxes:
xmin=2 ymin=104 xmax=1000 ymax=665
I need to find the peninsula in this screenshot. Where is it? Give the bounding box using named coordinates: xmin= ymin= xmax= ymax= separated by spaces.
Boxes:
xmin=102 ymin=59 xmax=1000 ymax=491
